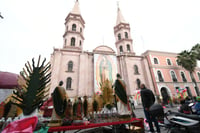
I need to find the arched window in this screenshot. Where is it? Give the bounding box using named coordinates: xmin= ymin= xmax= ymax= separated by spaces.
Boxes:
xmin=71 ymin=37 xmax=75 ymax=46
xmin=80 ymin=27 xmax=82 ymax=33
xmin=181 ymin=72 xmax=187 ymax=82
xmin=125 ymin=32 xmax=128 ymax=38
xmin=134 ymin=65 xmax=139 ymax=74
xmin=68 ymin=61 xmax=73 ymax=71
xmin=167 ymin=59 xmax=172 ymax=65
xmin=118 ymin=33 xmax=121 ymax=40
xmin=119 ymin=46 xmax=123 ymax=52
xmin=153 ymin=58 xmax=158 ymax=64
xmin=66 ymin=77 xmax=72 ymax=89
xmin=72 ymin=24 xmax=76 ymax=31
xmin=136 ymin=78 xmax=141 ymax=89
xmin=79 ymin=40 xmax=82 ymax=46
xmin=127 ymin=44 xmax=130 ymax=52
xmin=197 ymin=72 xmax=200 ymax=80
xmin=157 ymin=70 xmax=164 ymax=82
xmin=171 ymin=71 xmax=177 ymax=82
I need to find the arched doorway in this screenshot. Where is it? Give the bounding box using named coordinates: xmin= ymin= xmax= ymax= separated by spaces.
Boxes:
xmin=161 ymin=87 xmax=170 ymax=105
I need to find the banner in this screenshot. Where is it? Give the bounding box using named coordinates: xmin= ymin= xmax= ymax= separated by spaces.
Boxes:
xmin=94 ymin=54 xmax=118 ymax=94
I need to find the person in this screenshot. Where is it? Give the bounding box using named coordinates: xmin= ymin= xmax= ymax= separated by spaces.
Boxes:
xmin=185 ymin=96 xmax=192 ymax=105
xmin=161 ymin=90 xmax=169 ymax=106
xmin=193 ymin=96 xmax=197 ymax=103
xmin=194 ymin=96 xmax=200 ymax=115
xmin=178 ymin=99 xmax=191 ymax=114
xmin=51 ymin=81 xmax=67 ymax=125
xmin=129 ymin=96 xmax=135 ymax=110
xmin=140 ymin=84 xmax=160 ymax=133
xmin=113 ymin=73 xmax=130 ymax=115
xmin=129 ymin=96 xmax=136 ymax=117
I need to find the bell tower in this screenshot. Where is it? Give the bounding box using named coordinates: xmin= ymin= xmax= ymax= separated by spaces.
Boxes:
xmin=63 ymin=0 xmax=85 ymax=51
xmin=114 ymin=6 xmax=135 ymax=55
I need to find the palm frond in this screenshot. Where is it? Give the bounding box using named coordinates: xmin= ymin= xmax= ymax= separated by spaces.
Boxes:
xmin=10 ymin=55 xmax=51 ymax=115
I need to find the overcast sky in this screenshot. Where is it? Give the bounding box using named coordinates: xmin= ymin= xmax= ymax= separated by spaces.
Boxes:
xmin=1 ymin=0 xmax=200 ymax=74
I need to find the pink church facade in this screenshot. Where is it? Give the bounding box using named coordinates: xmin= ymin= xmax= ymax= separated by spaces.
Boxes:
xmin=49 ymin=1 xmax=200 ymax=99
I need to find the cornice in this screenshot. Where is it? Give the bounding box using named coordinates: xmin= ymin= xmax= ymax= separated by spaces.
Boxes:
xmin=115 ymin=38 xmax=133 ymax=45
xmin=63 ymin=31 xmax=85 ymax=40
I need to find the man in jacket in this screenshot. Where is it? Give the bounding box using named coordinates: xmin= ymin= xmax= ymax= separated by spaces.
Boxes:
xmin=140 ymin=84 xmax=160 ymax=133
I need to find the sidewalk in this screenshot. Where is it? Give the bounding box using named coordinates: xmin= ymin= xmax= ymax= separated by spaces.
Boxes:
xmin=133 ymin=104 xmax=179 ymax=118
xmin=134 ymin=104 xmax=178 ymax=110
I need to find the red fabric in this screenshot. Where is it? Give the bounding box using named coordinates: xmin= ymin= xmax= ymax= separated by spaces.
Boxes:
xmin=40 ymin=97 xmax=53 ymax=117
xmin=43 ymin=108 xmax=53 ymax=117
xmin=0 ymin=102 xmax=5 ymax=118
xmin=40 ymin=97 xmax=53 ymax=110
xmin=0 ymin=71 xmax=19 ymax=89
xmin=2 ymin=116 xmax=38 ymax=133
xmin=48 ymin=118 xmax=143 ymax=132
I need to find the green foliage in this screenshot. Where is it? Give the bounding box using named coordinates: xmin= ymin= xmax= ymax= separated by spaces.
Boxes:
xmin=11 ymin=56 xmax=51 ymax=115
xmin=177 ymin=44 xmax=200 ymax=95
xmin=177 ymin=50 xmax=197 ymax=72
xmin=191 ymin=43 xmax=200 ymax=60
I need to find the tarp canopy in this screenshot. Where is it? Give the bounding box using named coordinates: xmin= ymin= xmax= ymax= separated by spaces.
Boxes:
xmin=0 ymin=71 xmax=19 ymax=89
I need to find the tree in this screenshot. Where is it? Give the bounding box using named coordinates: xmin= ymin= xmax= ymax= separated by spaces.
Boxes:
xmin=177 ymin=50 xmax=199 ymax=96
xmin=191 ymin=43 xmax=200 ymax=60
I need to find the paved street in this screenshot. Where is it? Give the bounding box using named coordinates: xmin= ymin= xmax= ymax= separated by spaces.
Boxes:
xmin=134 ymin=104 xmax=179 ymax=133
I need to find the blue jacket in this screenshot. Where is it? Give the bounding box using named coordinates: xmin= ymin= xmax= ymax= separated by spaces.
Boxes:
xmin=194 ymin=102 xmax=200 ymax=115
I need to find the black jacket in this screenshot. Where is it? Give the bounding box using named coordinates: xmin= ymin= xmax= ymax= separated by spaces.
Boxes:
xmin=140 ymin=88 xmax=155 ymax=108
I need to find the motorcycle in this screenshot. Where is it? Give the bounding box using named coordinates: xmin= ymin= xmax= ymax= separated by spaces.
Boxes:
xmin=161 ymin=110 xmax=200 ymax=133
xmin=144 ymin=104 xmax=200 ymax=132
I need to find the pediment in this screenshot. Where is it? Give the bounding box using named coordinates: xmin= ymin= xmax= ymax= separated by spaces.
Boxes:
xmin=93 ymin=45 xmax=115 ymax=54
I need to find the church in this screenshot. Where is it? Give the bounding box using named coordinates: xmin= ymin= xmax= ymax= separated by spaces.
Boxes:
xmin=49 ymin=1 xmax=200 ymax=99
